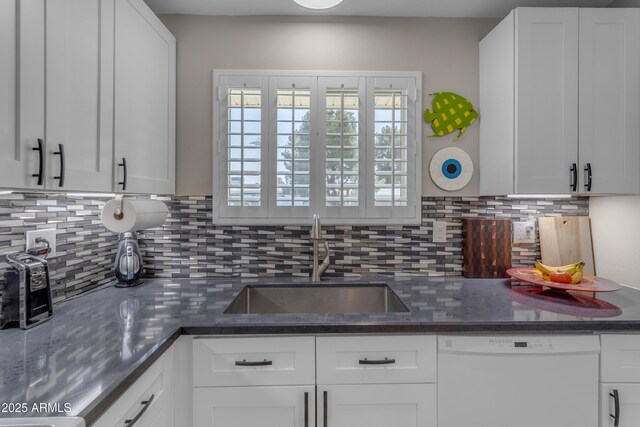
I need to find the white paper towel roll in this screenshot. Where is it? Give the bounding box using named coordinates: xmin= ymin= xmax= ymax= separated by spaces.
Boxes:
xmin=101 ymin=199 xmax=168 ymax=233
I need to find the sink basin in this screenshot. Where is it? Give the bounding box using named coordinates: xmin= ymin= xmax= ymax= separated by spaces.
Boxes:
xmin=224 ymin=283 xmax=409 ymax=314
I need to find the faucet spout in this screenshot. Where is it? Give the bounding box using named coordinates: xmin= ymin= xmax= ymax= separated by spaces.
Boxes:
xmin=310 ymin=215 xmax=330 ymax=282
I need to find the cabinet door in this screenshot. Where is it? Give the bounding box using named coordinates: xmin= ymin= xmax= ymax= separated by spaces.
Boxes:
xmin=92 ymin=347 xmax=174 ymax=427
xmin=601 ymin=384 xmax=640 ymax=427
xmin=45 ymin=0 xmax=114 ymax=191
xmin=194 ymin=386 xmax=314 ymax=427
xmin=318 ymin=384 xmax=436 ymax=427
xmin=0 ymin=0 xmax=45 ymax=190
xmin=579 ymin=9 xmax=640 ymax=195
xmin=114 ymin=0 xmax=175 ymax=195
xmin=515 ymin=8 xmax=579 ymax=194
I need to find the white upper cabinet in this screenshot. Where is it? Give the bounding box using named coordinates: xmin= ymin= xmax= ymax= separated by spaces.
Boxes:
xmin=114 ymin=0 xmax=176 ymax=195
xmin=515 ymin=8 xmax=579 ymax=195
xmin=0 ymin=0 xmax=45 ymax=190
xmin=45 ymin=0 xmax=114 ymax=192
xmin=579 ymin=8 xmax=640 ymax=195
xmin=480 ymin=7 xmax=640 ymax=196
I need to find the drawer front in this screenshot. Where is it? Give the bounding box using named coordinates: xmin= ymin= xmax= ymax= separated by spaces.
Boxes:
xmin=316 ymin=335 xmax=436 ymax=385
xmin=193 ymin=336 xmax=315 ymax=387
xmin=601 ymin=335 xmax=640 ymax=382
xmin=600 ymin=383 xmax=640 ymax=427
xmin=93 ymin=347 xmax=174 ymax=427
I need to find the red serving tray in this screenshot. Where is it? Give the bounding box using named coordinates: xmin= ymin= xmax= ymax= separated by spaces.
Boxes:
xmin=506 ymin=268 xmax=622 ymax=292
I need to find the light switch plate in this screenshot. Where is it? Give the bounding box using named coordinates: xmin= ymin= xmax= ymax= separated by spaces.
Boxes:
xmin=26 ymin=229 xmax=57 ymax=257
xmin=513 ymin=220 xmax=536 ymax=244
xmin=433 ymin=221 xmax=447 ymax=243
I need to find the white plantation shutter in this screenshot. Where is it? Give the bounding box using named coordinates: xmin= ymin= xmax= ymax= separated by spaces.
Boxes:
xmin=215 ymin=75 xmax=268 ymax=220
xmin=319 ymin=76 xmax=366 ymax=220
xmin=268 ymin=76 xmax=318 ymax=219
xmin=366 ymin=77 xmax=420 ymax=220
xmin=213 ymin=71 xmax=421 ymax=225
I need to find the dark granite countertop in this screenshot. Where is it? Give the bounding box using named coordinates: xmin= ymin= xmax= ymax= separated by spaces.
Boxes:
xmin=2 ymin=276 xmax=640 ymax=424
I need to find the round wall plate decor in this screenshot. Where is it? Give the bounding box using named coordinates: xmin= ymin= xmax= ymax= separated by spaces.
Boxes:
xmin=430 ymin=147 xmax=474 ymax=191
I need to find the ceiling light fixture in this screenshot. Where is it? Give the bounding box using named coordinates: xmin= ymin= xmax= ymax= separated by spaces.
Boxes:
xmin=292 ymin=0 xmax=344 ymax=10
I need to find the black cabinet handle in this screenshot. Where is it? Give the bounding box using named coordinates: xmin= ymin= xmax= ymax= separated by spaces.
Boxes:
xmin=124 ymin=393 xmax=154 ymax=427
xmin=610 ymin=389 xmax=620 ymax=426
xmin=235 ymin=359 xmax=272 ymax=367
xmin=53 ymin=143 xmax=65 ymax=187
xmin=304 ymin=391 xmax=309 ymax=427
xmin=323 ymin=390 xmax=328 ymax=427
xmin=118 ymin=157 xmax=127 ymax=191
xmin=570 ymin=163 xmax=577 ymax=192
xmin=359 ymin=357 xmax=396 ymax=365
xmin=32 ymin=139 xmax=44 ymax=186
xmin=584 ymin=163 xmax=592 ymax=192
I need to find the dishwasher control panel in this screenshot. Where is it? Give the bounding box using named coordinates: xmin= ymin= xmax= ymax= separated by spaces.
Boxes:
xmin=488 ymin=338 xmax=553 ymax=350
xmin=439 ymin=335 xmax=600 ymax=355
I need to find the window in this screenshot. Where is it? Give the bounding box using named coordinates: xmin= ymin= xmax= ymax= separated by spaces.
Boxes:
xmin=213 ymin=71 xmax=422 ymax=225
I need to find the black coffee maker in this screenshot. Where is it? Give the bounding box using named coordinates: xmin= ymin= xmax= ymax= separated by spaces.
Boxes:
xmin=1 ymin=252 xmax=53 ymax=329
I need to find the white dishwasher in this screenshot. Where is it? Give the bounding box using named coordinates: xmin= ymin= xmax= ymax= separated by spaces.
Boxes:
xmin=438 ymin=335 xmax=600 ymax=427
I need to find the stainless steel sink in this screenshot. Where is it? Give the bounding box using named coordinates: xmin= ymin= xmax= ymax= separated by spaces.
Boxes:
xmin=224 ymin=283 xmax=409 ymax=314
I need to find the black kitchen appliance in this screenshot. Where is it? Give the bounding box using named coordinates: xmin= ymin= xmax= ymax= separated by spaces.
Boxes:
xmin=1 ymin=253 xmax=53 ymax=329
xmin=115 ymin=232 xmax=143 ymax=287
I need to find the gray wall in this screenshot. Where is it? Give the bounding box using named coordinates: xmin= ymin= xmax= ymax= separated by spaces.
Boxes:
xmin=158 ymin=15 xmax=499 ymax=196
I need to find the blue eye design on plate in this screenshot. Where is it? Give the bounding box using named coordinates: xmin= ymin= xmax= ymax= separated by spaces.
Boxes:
xmin=442 ymin=159 xmax=462 ymax=179
xmin=430 ymin=147 xmax=474 ymax=191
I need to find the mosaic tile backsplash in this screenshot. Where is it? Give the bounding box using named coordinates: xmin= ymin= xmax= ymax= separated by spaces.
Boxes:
xmin=0 ymin=193 xmax=589 ymax=303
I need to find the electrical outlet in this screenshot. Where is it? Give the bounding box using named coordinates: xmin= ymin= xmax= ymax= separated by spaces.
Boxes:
xmin=513 ymin=220 xmax=536 ymax=244
xmin=433 ymin=221 xmax=447 ymax=243
xmin=26 ymin=229 xmax=57 ymax=257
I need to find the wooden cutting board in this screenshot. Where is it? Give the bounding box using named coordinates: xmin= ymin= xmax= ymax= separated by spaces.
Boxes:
xmin=462 ymin=218 xmax=512 ymax=278
xmin=537 ymin=216 xmax=596 ymax=275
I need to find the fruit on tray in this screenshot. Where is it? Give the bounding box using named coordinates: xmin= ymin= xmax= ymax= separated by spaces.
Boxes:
xmin=534 ymin=260 xmax=585 ymax=285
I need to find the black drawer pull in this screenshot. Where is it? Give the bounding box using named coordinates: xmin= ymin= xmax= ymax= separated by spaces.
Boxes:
xmin=53 ymin=143 xmax=65 ymax=187
xmin=32 ymin=139 xmax=44 ymax=186
xmin=610 ymin=389 xmax=620 ymax=426
xmin=304 ymin=391 xmax=309 ymax=427
xmin=124 ymin=393 xmax=154 ymax=427
xmin=118 ymin=157 xmax=127 ymax=191
xmin=235 ymin=359 xmax=273 ymax=367
xmin=584 ymin=163 xmax=592 ymax=192
xmin=359 ymin=357 xmax=396 ymax=365
xmin=323 ymin=390 xmax=328 ymax=427
xmin=570 ymin=163 xmax=577 ymax=192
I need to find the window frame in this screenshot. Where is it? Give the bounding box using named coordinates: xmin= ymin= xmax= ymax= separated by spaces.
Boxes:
xmin=212 ymin=70 xmax=423 ymax=226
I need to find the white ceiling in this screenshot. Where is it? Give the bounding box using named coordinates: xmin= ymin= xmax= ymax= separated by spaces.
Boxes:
xmin=144 ymin=0 xmax=612 ymax=18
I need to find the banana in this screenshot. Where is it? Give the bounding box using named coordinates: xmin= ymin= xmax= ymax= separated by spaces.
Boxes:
xmin=535 ymin=260 xmax=585 ymax=275
xmin=571 ymin=271 xmax=583 ymax=285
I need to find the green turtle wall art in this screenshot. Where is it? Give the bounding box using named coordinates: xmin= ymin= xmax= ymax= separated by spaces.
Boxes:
xmin=424 ymin=92 xmax=478 ymax=141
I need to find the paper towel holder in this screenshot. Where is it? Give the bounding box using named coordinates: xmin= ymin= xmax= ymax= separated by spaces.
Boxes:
xmin=113 ymin=195 xmax=125 ymax=221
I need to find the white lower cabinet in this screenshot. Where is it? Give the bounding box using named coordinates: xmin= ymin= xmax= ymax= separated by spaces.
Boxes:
xmin=194 ymin=386 xmax=314 ymax=427
xmin=601 ymin=384 xmax=640 ymax=427
xmin=92 ymin=347 xmax=174 ymax=427
xmin=601 ymin=335 xmax=640 ymax=427
xmin=318 ymin=384 xmax=436 ymax=427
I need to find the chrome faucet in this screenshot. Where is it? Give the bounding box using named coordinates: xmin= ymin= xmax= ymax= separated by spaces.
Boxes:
xmin=310 ymin=214 xmax=330 ymax=282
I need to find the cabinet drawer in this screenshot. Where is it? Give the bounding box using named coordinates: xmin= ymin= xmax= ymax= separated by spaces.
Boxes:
xmin=192 ymin=336 xmax=315 ymax=387
xmin=194 ymin=386 xmax=314 ymax=427
xmin=601 ymin=335 xmax=640 ymax=382
xmin=600 ymin=383 xmax=640 ymax=427
xmin=93 ymin=347 xmax=174 ymax=427
xmin=316 ymin=335 xmax=436 ymax=385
